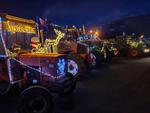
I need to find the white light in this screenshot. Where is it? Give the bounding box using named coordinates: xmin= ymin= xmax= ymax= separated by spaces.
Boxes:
xmin=144 ymin=48 xmax=150 ymax=53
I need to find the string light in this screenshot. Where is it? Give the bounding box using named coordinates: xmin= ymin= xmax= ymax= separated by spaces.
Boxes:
xmin=12 ymin=58 xmax=56 ymax=80
xmin=3 ymin=21 xmax=36 ymax=34
xmin=32 ymin=29 xmax=64 ymax=53
xmin=6 ymin=14 xmax=35 ymax=24
xmin=0 ymin=19 xmax=66 ymax=84
xmin=0 ymin=33 xmax=65 ymax=84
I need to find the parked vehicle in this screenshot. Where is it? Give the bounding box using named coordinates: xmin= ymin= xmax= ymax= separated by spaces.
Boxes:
xmin=109 ymin=35 xmax=150 ymax=57
xmin=0 ymin=13 xmax=76 ymax=113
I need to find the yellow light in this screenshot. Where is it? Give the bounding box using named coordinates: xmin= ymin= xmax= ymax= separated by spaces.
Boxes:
xmin=3 ymin=21 xmax=36 ymax=34
xmin=95 ymin=31 xmax=99 ymax=36
xmin=32 ymin=29 xmax=64 ymax=53
xmin=45 ymin=29 xmax=64 ymax=53
xmin=6 ymin=14 xmax=35 ymax=24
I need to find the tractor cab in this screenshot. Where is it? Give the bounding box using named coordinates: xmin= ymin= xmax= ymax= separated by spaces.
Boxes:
xmin=0 ymin=13 xmax=37 ymax=94
xmin=0 ymin=14 xmax=76 ymax=113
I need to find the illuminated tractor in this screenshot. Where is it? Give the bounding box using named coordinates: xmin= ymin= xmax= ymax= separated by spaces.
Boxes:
xmin=110 ymin=35 xmax=150 ymax=57
xmin=93 ymin=44 xmax=113 ymax=64
xmin=31 ymin=24 xmax=96 ymax=79
xmin=0 ymin=13 xmax=76 ymax=113
xmin=64 ymin=27 xmax=113 ymax=67
xmin=126 ymin=35 xmax=150 ymax=57
xmin=78 ymin=36 xmax=113 ymax=66
xmin=58 ymin=38 xmax=96 ymax=78
xmin=56 ymin=27 xmax=97 ymax=78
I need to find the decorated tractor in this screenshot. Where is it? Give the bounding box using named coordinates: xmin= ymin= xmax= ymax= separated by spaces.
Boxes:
xmin=62 ymin=27 xmax=98 ymax=76
xmin=110 ymin=35 xmax=150 ymax=57
xmin=76 ymin=29 xmax=113 ymax=66
xmin=58 ymin=37 xmax=96 ymax=78
xmin=0 ymin=13 xmax=76 ymax=113
xmin=127 ymin=36 xmax=150 ymax=57
xmin=23 ymin=19 xmax=89 ymax=79
xmin=80 ymin=40 xmax=113 ymax=66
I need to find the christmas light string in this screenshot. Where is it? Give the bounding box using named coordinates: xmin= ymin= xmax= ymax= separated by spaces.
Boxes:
xmin=0 ymin=34 xmax=65 ymax=86
xmin=0 ymin=20 xmax=65 ymax=95
xmin=12 ymin=58 xmax=55 ymax=78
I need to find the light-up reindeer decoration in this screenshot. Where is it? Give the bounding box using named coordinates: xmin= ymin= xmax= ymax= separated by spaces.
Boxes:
xmin=31 ymin=29 xmax=64 ymax=53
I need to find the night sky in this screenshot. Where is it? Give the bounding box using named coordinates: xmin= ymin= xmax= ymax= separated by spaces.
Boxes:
xmin=0 ymin=0 xmax=150 ymax=25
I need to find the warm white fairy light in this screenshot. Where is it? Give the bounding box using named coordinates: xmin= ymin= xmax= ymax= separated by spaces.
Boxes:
xmin=0 ymin=33 xmax=64 ymax=84
xmin=31 ymin=29 xmax=64 ymax=53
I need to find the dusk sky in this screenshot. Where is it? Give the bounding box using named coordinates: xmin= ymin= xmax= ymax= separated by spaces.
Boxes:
xmin=0 ymin=0 xmax=150 ymax=25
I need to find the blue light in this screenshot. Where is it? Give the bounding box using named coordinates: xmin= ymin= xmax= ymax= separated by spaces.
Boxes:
xmin=57 ymin=58 xmax=66 ymax=76
xmin=4 ymin=30 xmax=7 ymax=37
xmin=0 ymin=17 xmax=2 ymax=22
xmin=9 ymin=32 xmax=12 ymax=36
xmin=32 ymin=79 xmax=38 ymax=84
xmin=0 ymin=55 xmax=7 ymax=58
xmin=67 ymin=59 xmax=78 ymax=76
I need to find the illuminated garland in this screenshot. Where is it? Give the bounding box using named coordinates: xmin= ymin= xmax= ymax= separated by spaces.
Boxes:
xmin=12 ymin=58 xmax=56 ymax=80
xmin=0 ymin=33 xmax=64 ymax=84
xmin=6 ymin=49 xmax=17 ymax=58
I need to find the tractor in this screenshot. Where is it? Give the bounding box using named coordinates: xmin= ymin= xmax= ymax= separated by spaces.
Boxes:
xmin=0 ymin=13 xmax=76 ymax=113
xmin=58 ymin=26 xmax=96 ymax=78
xmin=110 ymin=35 xmax=150 ymax=57
xmin=31 ymin=24 xmax=96 ymax=79
xmin=73 ymin=28 xmax=113 ymax=66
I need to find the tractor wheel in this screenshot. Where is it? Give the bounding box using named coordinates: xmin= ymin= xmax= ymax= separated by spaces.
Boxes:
xmin=67 ymin=54 xmax=87 ymax=79
xmin=60 ymin=73 xmax=77 ymax=96
xmin=18 ymin=86 xmax=53 ymax=113
xmin=128 ymin=49 xmax=138 ymax=57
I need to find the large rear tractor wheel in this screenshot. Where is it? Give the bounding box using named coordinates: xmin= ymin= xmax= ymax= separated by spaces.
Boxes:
xmin=128 ymin=49 xmax=139 ymax=57
xmin=60 ymin=73 xmax=77 ymax=96
xmin=18 ymin=86 xmax=53 ymax=113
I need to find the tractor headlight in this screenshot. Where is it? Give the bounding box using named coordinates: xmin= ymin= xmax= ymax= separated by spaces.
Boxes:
xmin=143 ymin=48 xmax=150 ymax=53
